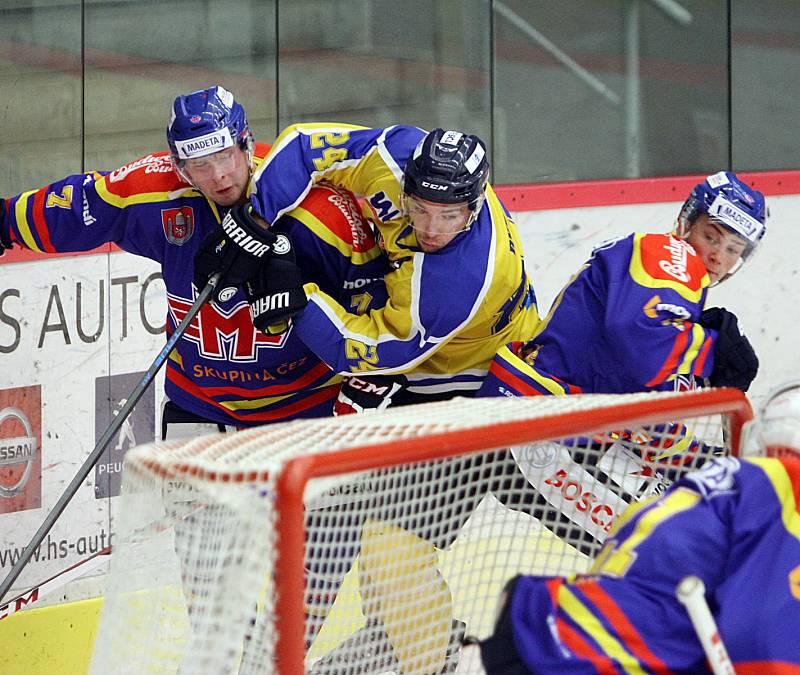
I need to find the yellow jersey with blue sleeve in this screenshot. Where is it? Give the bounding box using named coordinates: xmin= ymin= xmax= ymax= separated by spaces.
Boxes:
xmin=250 ymin=123 xmax=540 ymax=392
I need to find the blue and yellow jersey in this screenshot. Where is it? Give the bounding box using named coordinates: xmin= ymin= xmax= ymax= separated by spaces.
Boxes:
xmin=250 ymin=123 xmax=540 ymax=394
xmin=479 ymin=232 xmax=715 ymax=398
xmin=508 ymin=456 xmax=800 ymax=674
xmin=2 ymin=144 xmax=388 ymax=426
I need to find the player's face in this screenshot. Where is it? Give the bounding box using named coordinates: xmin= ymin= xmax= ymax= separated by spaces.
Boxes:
xmin=182 ymin=146 xmax=250 ymax=207
xmin=685 ymin=215 xmax=747 ymax=283
xmin=405 ymin=195 xmax=471 ymax=253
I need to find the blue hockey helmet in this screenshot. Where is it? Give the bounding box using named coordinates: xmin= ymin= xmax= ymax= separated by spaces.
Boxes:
xmin=676 ymin=171 xmax=767 ymax=264
xmin=167 ymin=85 xmax=253 ymax=167
xmin=403 ymin=128 xmax=490 ymax=210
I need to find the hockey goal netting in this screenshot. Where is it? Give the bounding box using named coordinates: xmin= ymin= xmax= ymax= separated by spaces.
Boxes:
xmin=90 ymin=388 xmax=750 ymax=675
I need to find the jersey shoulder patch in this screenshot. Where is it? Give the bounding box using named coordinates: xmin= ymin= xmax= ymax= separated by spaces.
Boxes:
xmin=630 ymin=233 xmax=709 ymax=298
xmin=303 ymin=184 xmax=377 ymax=252
xmin=252 ymin=141 xmax=272 ymax=170
xmin=685 ymin=456 xmax=741 ymax=499
xmin=102 ymin=151 xmax=184 ymax=198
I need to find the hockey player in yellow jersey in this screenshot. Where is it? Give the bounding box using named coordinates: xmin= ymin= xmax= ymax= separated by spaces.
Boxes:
xmin=237 ymin=124 xmax=540 ymax=409
xmin=232 ymin=125 xmax=539 ymax=673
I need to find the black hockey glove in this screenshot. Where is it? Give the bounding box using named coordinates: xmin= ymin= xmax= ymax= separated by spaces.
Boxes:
xmin=699 ymin=307 xmax=759 ymax=392
xmin=245 ymin=253 xmax=308 ymax=334
xmin=193 ymin=203 xmax=279 ymax=303
xmin=333 ymin=374 xmax=408 ymax=416
xmin=0 ymin=198 xmax=11 ymax=256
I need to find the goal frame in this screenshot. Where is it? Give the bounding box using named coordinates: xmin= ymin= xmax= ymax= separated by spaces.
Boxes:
xmin=131 ymin=387 xmax=752 ymax=674
xmin=274 ymin=387 xmax=751 ymax=673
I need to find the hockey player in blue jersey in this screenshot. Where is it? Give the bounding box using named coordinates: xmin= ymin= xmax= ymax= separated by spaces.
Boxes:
xmin=471 ymin=173 xmax=767 ymax=542
xmin=214 ymin=122 xmax=540 ymax=411
xmin=0 ymin=86 xmax=389 ymax=432
xmin=478 ymin=171 xmax=766 ymax=400
xmin=458 ymin=381 xmax=800 ymax=674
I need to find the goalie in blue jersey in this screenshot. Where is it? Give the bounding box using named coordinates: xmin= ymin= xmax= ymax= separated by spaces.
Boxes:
xmin=459 ymin=380 xmax=800 ymax=674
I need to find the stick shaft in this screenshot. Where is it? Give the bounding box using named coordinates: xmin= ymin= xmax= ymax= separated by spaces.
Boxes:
xmin=676 ymin=575 xmax=736 ymax=675
xmin=0 ymin=274 xmax=219 ymax=601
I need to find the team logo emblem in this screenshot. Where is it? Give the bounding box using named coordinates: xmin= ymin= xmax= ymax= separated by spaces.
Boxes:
xmin=162 ymin=207 xmax=196 ymax=245
xmin=190 ymin=115 xmax=202 ymax=123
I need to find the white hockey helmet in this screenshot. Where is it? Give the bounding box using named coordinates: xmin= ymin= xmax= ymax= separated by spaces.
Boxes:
xmin=740 ymin=381 xmax=800 ymax=459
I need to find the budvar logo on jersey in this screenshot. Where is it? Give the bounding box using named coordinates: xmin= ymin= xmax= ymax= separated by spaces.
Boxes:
xmin=162 ymin=206 xmax=195 ymax=245
xmin=658 ymin=236 xmax=691 ymax=283
xmin=109 ymin=154 xmax=165 ymax=182
xmin=326 ymin=189 xmax=370 ymax=250
xmin=709 ymin=196 xmax=762 ymax=240
xmin=176 ymin=128 xmax=234 ymax=160
xmin=0 ymin=386 xmax=42 ymax=514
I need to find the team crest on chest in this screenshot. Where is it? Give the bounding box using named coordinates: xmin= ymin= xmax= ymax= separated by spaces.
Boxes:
xmin=162 ymin=206 xmax=196 ymax=245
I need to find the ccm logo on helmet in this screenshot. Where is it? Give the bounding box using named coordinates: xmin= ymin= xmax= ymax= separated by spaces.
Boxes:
xmin=420 ymin=181 xmax=448 ymax=191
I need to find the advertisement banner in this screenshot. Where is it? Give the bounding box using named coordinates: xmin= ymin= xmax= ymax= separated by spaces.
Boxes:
xmin=0 ymin=252 xmax=165 ymax=590
xmin=94 ymin=372 xmax=155 ymax=499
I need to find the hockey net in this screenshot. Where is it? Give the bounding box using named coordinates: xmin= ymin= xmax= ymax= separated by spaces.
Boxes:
xmin=90 ymin=388 xmax=750 ymax=675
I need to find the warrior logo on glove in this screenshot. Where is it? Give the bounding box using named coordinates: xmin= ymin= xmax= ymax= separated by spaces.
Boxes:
xmin=220 ymin=209 xmax=273 ymax=258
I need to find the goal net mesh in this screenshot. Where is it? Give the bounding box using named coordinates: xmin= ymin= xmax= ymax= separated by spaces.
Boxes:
xmin=89 ymin=389 xmax=748 ymax=675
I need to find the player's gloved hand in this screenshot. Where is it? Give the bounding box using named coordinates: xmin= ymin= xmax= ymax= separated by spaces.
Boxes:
xmin=245 ymin=251 xmax=307 ymax=334
xmin=193 ymin=203 xmax=277 ymax=303
xmin=333 ymin=374 xmax=408 ymax=416
xmin=0 ymin=198 xmax=12 ymax=256
xmin=699 ymin=307 xmax=759 ymax=392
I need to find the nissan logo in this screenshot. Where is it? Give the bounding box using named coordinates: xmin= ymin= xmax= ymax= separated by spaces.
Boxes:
xmin=0 ymin=407 xmax=38 ymax=498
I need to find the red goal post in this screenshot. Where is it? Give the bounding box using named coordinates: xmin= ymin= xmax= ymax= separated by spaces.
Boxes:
xmin=91 ymin=387 xmax=751 ymax=675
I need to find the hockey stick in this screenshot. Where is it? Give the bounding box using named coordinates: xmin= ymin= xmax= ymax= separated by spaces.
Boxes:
xmin=0 ymin=273 xmax=221 ymax=602
xmin=676 ymin=575 xmax=736 ymax=675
